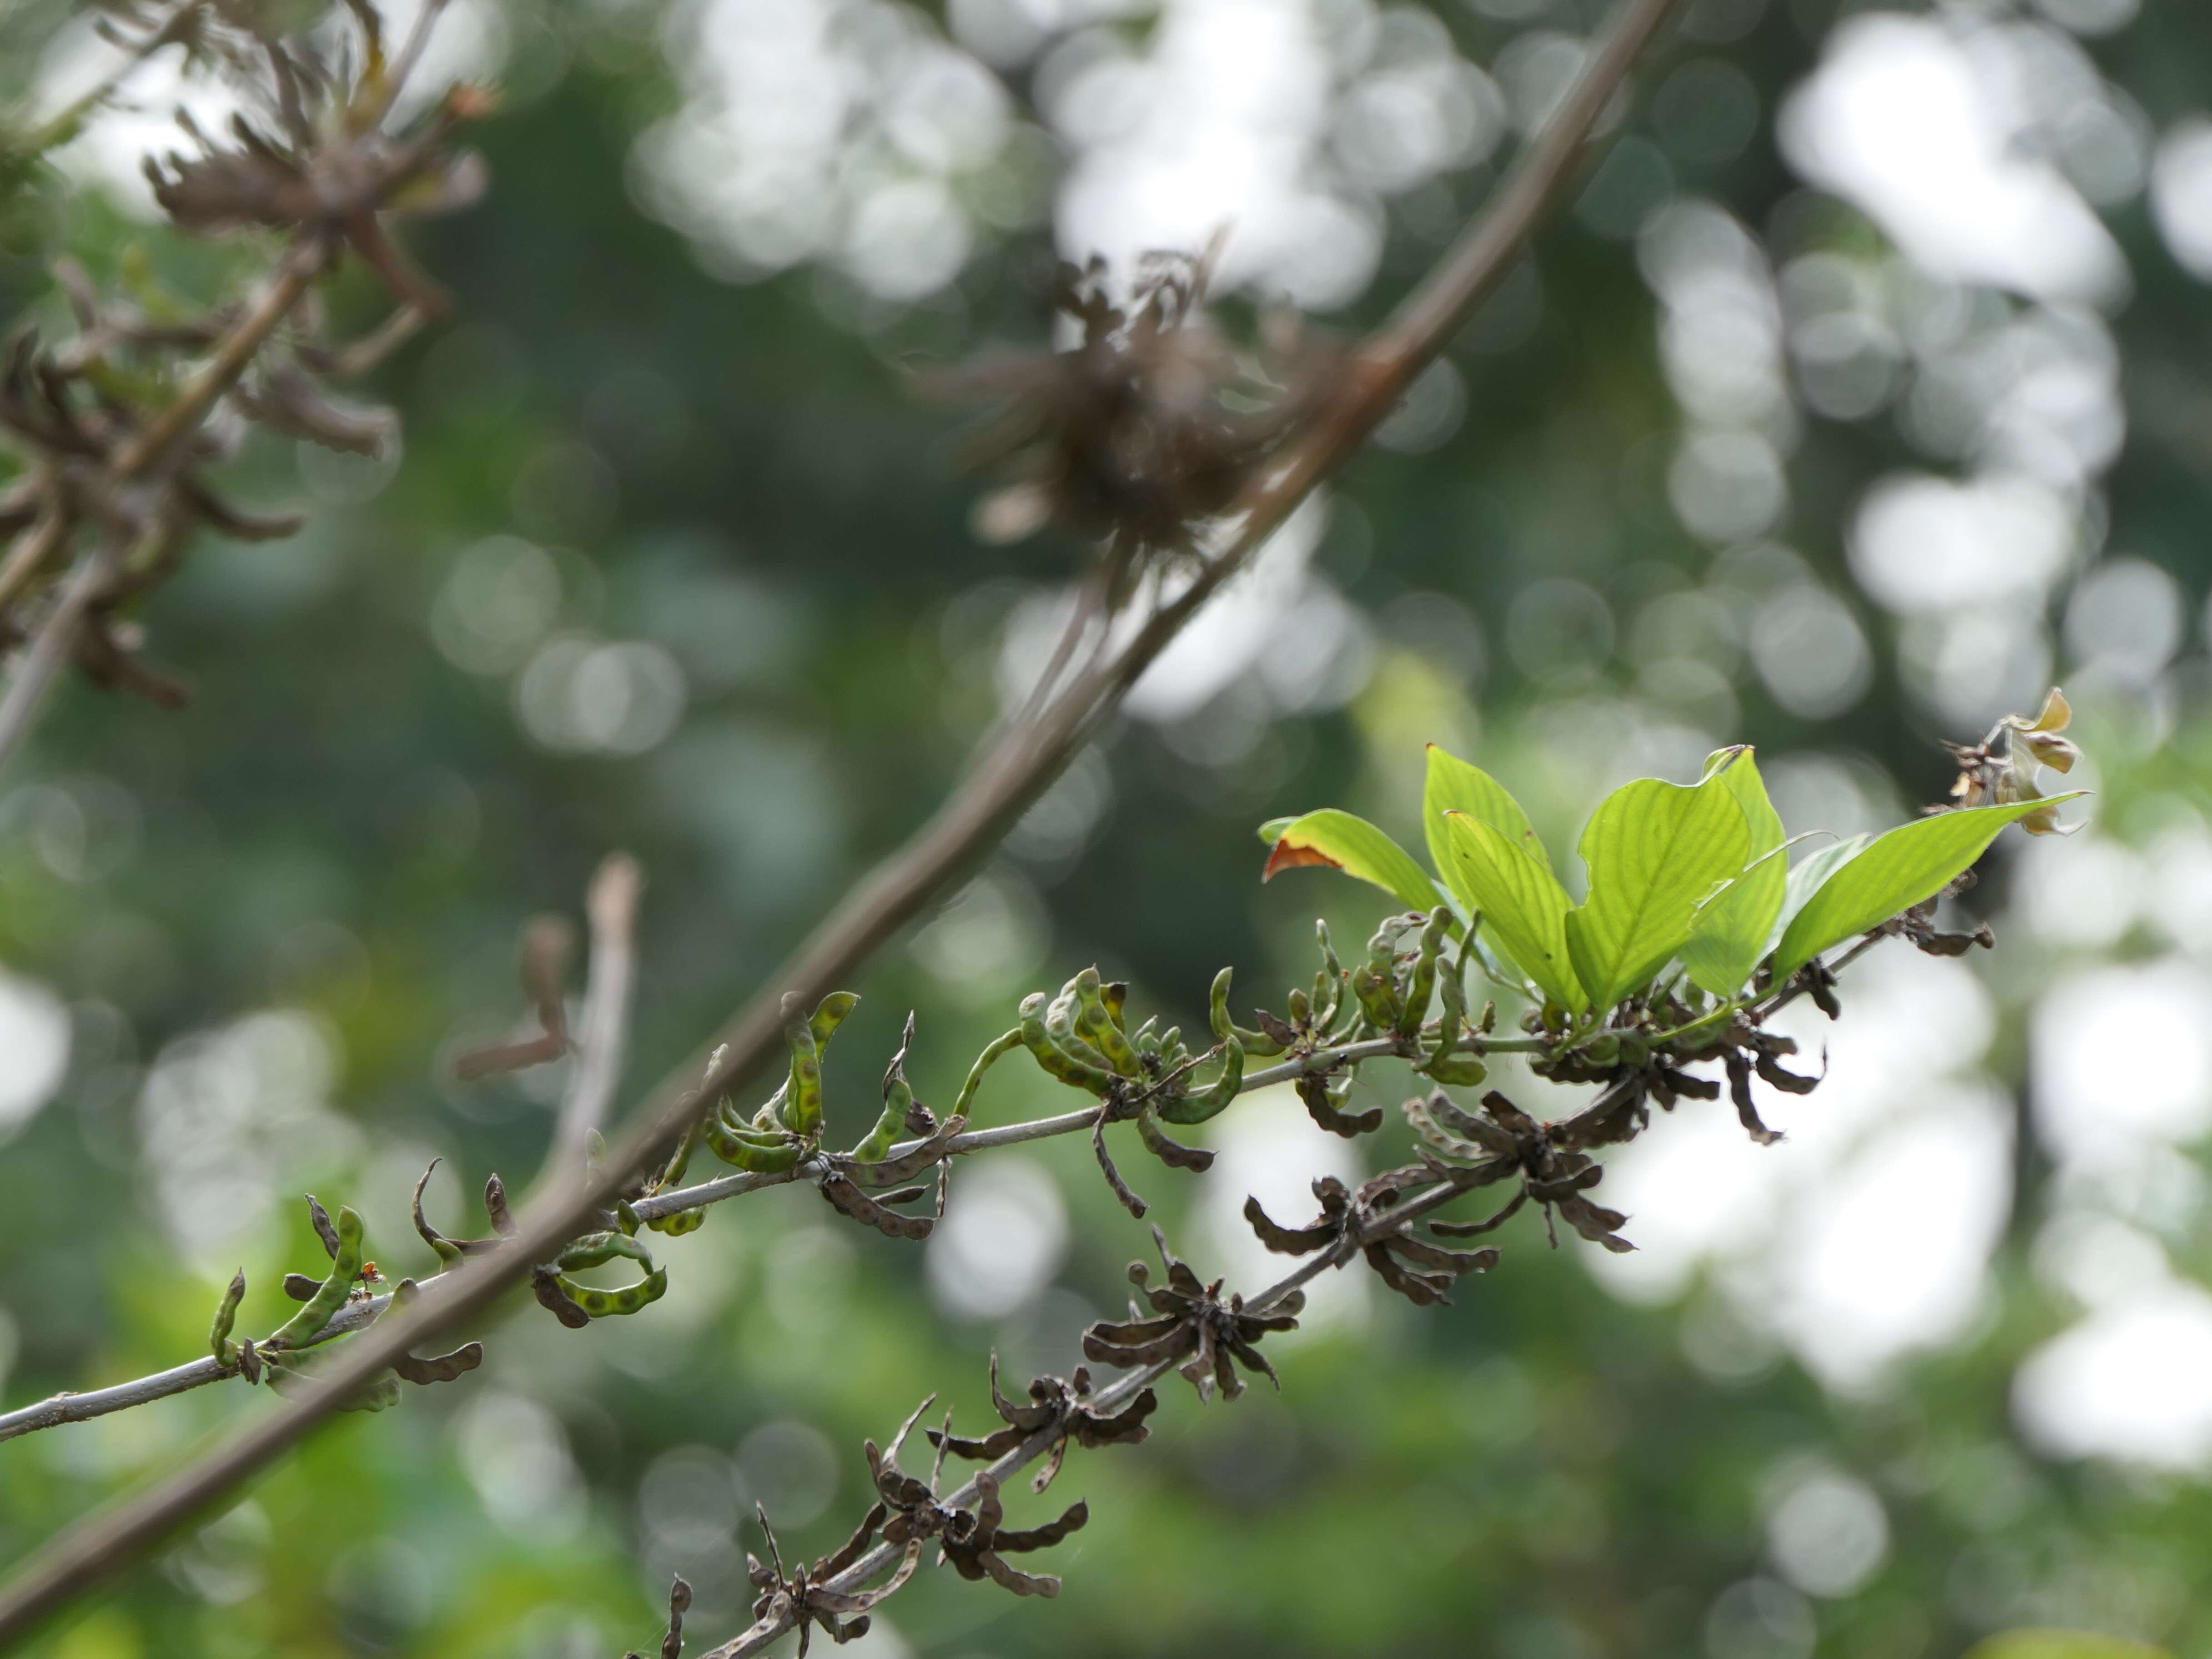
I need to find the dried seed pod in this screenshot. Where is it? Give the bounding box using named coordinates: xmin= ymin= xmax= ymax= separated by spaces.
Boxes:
xmin=392 ymin=1342 xmax=484 ymax=1386
xmin=530 ymin=1267 xmax=592 ymax=1330
xmin=623 ymin=1575 xmax=690 ymax=1659
xmin=820 ymin=1171 xmax=935 ymax=1240
xmin=1297 ymin=1070 xmax=1381 ymax=1137
xmin=305 ymin=1194 xmax=342 ymax=1260
xmin=1133 ymin=1107 xmax=1213 ymax=1171
xmin=1242 ymin=1176 xmax=1350 ymax=1255
xmin=940 ymin=1471 xmax=1088 ymax=1598
xmin=1090 ymin=1113 xmax=1149 ymax=1219
xmin=1724 ymin=1051 xmax=1783 ymax=1146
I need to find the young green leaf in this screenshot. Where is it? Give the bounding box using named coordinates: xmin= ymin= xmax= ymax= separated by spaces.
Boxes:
xmin=1772 ymin=794 xmax=2086 ymax=980
xmin=1423 ymin=745 xmax=1550 ymax=878
xmin=1442 ymin=812 xmax=1585 ymax=1012
xmin=1562 ymin=776 xmax=1750 ymax=1009
xmin=1682 ymin=749 xmax=1786 ymax=996
xmin=1770 ymin=834 xmax=1870 ymax=954
xmin=1259 ymin=809 xmax=1440 ymax=913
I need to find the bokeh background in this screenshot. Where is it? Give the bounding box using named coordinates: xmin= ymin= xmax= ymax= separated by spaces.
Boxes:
xmin=3 ymin=0 xmax=2212 ymax=1654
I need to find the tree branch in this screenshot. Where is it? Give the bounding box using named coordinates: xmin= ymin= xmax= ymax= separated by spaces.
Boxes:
xmin=0 ymin=0 xmax=1681 ymax=1633
xmin=543 ymin=853 xmax=644 ymax=1185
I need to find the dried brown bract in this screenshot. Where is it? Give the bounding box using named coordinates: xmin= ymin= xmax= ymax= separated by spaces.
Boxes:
xmin=917 ymin=245 xmax=1332 ymax=594
xmin=927 ymin=1353 xmax=1157 ymax=1492
xmin=1081 ymin=1225 xmax=1301 ymax=1402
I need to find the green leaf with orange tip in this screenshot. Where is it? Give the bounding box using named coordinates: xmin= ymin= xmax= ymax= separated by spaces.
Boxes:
xmin=1258 ymin=808 xmax=1439 ymax=914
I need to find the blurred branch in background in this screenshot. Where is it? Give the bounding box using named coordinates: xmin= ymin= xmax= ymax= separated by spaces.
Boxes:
xmin=0 ymin=0 xmax=1687 ymax=1636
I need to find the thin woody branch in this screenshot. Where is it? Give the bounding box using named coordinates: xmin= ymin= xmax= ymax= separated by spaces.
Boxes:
xmin=0 ymin=0 xmax=1682 ymax=1634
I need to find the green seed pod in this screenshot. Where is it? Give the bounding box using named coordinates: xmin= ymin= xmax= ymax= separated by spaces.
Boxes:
xmin=1424 ymin=1051 xmax=1489 ymax=1087
xmin=557 ymin=1232 xmax=655 ymax=1273
xmin=1350 ymin=965 xmax=1398 ymax=1030
xmin=1315 ymin=920 xmax=1346 ymax=1025
xmin=1582 ymin=1032 xmax=1621 ymax=1066
xmin=1045 ymin=981 xmax=1115 ymax=1075
xmin=412 ymin=1162 xmax=464 ymax=1266
xmin=1101 ymin=979 xmax=1129 ymax=1030
xmin=209 ymin=1270 xmax=246 ymax=1366
xmin=271 ymin=1204 xmax=363 ymax=1351
xmin=616 ymin=1199 xmax=642 ymax=1237
xmin=1398 ymin=907 xmax=1451 ymax=1041
xmin=343 ymin=1375 xmax=403 ymax=1414
xmin=1158 ymin=1032 xmax=1244 ymax=1125
xmin=1156 ymin=1026 xmax=1186 ymax=1066
xmin=1208 ymin=966 xmax=1285 ymax=1057
xmin=1287 ymin=985 xmax=1311 ymax=1026
xmin=558 ymin=1266 xmax=669 ymax=1319
xmin=951 ymin=1027 xmax=1021 ymax=1118
xmin=1073 ymin=968 xmax=1141 ymax=1077
xmin=853 ymin=1012 xmax=920 ymax=1162
xmin=782 ymin=1003 xmax=824 ymax=1137
xmin=1132 ymin=1016 xmax=1161 ymax=1058
xmin=809 ymin=990 xmax=861 ymax=1048
xmin=647 ymin=1205 xmax=706 ymax=1237
xmin=703 ymin=1119 xmax=807 ymax=1172
xmin=1019 ymin=993 xmax=1113 ymax=1096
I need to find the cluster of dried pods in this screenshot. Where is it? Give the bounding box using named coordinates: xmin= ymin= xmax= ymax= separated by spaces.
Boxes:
xmin=0 ymin=0 xmax=485 ymax=746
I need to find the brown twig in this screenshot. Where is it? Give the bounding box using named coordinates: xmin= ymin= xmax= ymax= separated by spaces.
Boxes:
xmin=543 ymin=853 xmax=644 ymax=1185
xmin=0 ymin=0 xmax=1680 ymax=1634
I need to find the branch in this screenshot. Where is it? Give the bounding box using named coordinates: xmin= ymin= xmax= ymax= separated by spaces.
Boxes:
xmin=0 ymin=0 xmax=1680 ymax=1634
xmin=694 ymin=1163 xmax=1497 ymax=1659
xmin=544 ymin=853 xmax=643 ymax=1184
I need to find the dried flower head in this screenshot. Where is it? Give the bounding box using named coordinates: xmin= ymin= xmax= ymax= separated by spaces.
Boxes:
xmin=1946 ymin=687 xmax=2080 ymax=836
xmin=1081 ymin=1225 xmax=1301 ymax=1401
xmin=918 ymin=242 xmax=1332 ymax=597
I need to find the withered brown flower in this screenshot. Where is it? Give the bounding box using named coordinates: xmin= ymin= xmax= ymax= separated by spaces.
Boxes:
xmin=1945 ymin=686 xmax=2080 ymax=836
xmin=927 ymin=1353 xmax=1157 ymax=1492
xmin=1081 ymin=1225 xmax=1301 ymax=1401
xmin=916 ymin=246 xmax=1332 ymax=597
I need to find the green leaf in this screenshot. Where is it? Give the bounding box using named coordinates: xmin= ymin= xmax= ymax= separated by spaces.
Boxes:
xmin=1424 ymin=744 xmax=1550 ymax=884
xmin=1260 ymin=808 xmax=1439 ymax=913
xmin=1771 ymin=834 xmax=1870 ymax=954
xmin=1772 ymin=795 xmax=2086 ymax=980
xmin=1682 ymin=749 xmax=1786 ymax=997
xmin=1562 ymin=776 xmax=1750 ymax=1009
xmin=1442 ymin=813 xmax=1585 ymax=1012
xmin=1963 ymin=1632 xmax=2175 ymax=1659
